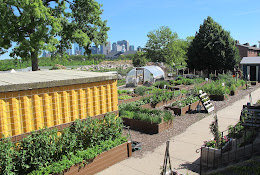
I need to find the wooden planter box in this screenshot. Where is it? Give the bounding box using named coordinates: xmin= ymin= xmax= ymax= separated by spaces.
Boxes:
xmin=230 ymin=90 xmax=238 ymax=96
xmin=60 ymin=142 xmax=132 ymax=175
xmin=118 ymin=94 xmax=152 ymax=105
xmin=142 ymin=94 xmax=186 ymax=109
xmin=165 ymin=101 xmax=200 ymax=115
xmin=251 ymin=81 xmax=258 ymax=85
xmin=201 ymin=139 xmax=232 ymax=167
xmin=238 ymin=85 xmax=246 ymax=90
xmin=209 ymin=94 xmax=228 ymax=101
xmin=122 ymin=118 xmax=173 ymax=134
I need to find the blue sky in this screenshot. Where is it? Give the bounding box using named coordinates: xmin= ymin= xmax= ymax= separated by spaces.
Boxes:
xmin=98 ymin=0 xmax=260 ymax=48
xmin=1 ymin=0 xmax=260 ymax=60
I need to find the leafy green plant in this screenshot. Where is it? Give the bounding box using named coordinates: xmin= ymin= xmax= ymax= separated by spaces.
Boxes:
xmin=117 ymin=89 xmax=131 ymax=95
xmin=229 ymin=84 xmax=237 ymax=92
xmin=0 ymin=112 xmax=126 ymax=175
xmin=172 ymin=96 xmax=199 ymax=108
xmin=134 ymin=86 xmax=147 ymax=96
xmin=117 ymin=79 xmax=126 ymax=87
xmin=0 ymin=138 xmax=15 ymax=175
xmin=120 ymin=105 xmax=174 ymax=124
xmin=118 ymin=95 xmax=132 ymax=100
xmin=15 ymin=128 xmax=59 ymax=174
xmin=153 ymin=81 xmax=169 ymax=89
xmin=228 ymin=122 xmax=244 ymax=139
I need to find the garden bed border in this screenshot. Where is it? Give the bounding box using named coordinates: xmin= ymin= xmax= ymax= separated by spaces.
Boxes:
xmin=165 ymin=101 xmax=200 ymax=115
xmin=59 ymin=141 xmax=132 ymax=175
xmin=122 ymin=118 xmax=173 ymax=134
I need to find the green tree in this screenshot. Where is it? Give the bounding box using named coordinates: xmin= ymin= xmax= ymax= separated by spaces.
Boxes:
xmin=145 ymin=26 xmax=186 ymax=65
xmin=0 ymin=0 xmax=109 ymax=71
xmin=132 ymin=51 xmax=147 ymax=67
xmin=187 ymin=16 xmax=240 ymax=76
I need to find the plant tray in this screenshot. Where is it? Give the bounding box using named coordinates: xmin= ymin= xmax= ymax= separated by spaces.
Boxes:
xmin=59 ymin=142 xmax=132 ymax=175
xmin=122 ymin=118 xmax=173 ymax=134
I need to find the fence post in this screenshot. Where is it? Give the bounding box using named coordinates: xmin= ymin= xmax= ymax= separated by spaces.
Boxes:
xmin=200 ymin=147 xmax=202 ymax=175
xmin=235 ymin=127 xmax=237 ymax=160
xmin=221 ymin=132 xmax=223 ymax=164
xmin=244 ymin=131 xmax=246 ymax=157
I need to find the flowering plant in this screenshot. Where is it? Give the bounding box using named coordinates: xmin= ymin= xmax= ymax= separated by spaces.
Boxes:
xmin=204 ymin=136 xmax=229 ymax=149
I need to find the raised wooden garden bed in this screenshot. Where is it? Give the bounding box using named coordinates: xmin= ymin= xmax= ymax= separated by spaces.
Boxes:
xmin=165 ymin=101 xmax=200 ymax=115
xmin=209 ymin=94 xmax=228 ymax=101
xmin=141 ymin=95 xmax=186 ymax=109
xmin=230 ymin=90 xmax=238 ymax=96
xmin=122 ymin=118 xmax=173 ymax=134
xmin=201 ymin=139 xmax=233 ymax=167
xmin=118 ymin=94 xmax=152 ymax=105
xmin=60 ymin=142 xmax=132 ymax=175
xmin=250 ymin=81 xmax=258 ymax=85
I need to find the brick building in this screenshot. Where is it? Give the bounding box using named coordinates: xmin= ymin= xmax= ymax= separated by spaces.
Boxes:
xmin=235 ymin=41 xmax=260 ymax=58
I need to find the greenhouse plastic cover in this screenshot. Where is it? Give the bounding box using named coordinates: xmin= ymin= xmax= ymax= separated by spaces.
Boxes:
xmin=140 ymin=66 xmax=165 ymax=79
xmin=126 ymin=66 xmax=165 ymax=84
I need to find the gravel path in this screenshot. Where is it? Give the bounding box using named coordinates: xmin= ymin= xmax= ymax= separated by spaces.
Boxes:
xmin=122 ymin=84 xmax=260 ymax=158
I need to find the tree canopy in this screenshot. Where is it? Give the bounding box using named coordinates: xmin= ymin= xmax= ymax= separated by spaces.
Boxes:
xmin=0 ymin=0 xmax=109 ymax=71
xmin=187 ymin=16 xmax=240 ymax=75
xmin=145 ymin=26 xmax=187 ymax=66
xmin=132 ymin=51 xmax=147 ymax=67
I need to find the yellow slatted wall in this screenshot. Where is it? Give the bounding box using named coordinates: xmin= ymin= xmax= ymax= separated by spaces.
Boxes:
xmin=0 ymin=80 xmax=118 ymax=139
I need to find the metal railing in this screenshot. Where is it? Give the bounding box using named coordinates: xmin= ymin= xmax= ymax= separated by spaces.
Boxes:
xmin=200 ymin=126 xmax=260 ymax=174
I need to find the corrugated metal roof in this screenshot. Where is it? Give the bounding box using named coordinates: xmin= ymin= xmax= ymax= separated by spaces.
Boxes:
xmin=240 ymin=57 xmax=260 ymax=64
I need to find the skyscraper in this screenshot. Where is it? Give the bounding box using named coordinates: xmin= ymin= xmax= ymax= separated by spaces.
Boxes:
xmin=112 ymin=42 xmax=117 ymax=52
xmin=90 ymin=46 xmax=99 ymax=54
xmin=129 ymin=45 xmax=134 ymax=51
xmin=74 ymin=43 xmax=80 ymax=55
xmin=117 ymin=40 xmax=129 ymax=51
xmin=79 ymin=46 xmax=85 ymax=55
xmin=100 ymin=41 xmax=111 ymax=55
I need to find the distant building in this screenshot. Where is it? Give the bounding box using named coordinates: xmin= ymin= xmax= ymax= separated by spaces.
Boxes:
xmin=100 ymin=41 xmax=111 ymax=55
xmin=74 ymin=43 xmax=80 ymax=55
xmin=42 ymin=50 xmax=47 ymax=57
xmin=129 ymin=45 xmax=134 ymax=51
xmin=79 ymin=46 xmax=85 ymax=55
xmin=117 ymin=40 xmax=129 ymax=51
xmin=235 ymin=41 xmax=260 ymax=58
xmin=105 ymin=50 xmax=137 ymax=59
xmin=112 ymin=42 xmax=117 ymax=52
xmin=66 ymin=48 xmax=73 ymax=55
xmin=137 ymin=46 xmax=142 ymax=51
xmin=240 ymin=57 xmax=260 ymax=82
xmin=42 ymin=50 xmax=51 ymax=57
xmin=90 ymin=46 xmax=99 ymax=54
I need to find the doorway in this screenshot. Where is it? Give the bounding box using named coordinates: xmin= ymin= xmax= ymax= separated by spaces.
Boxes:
xmin=250 ymin=66 xmax=256 ymax=81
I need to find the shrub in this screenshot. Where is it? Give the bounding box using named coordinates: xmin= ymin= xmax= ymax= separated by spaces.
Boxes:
xmin=0 ymin=138 xmax=15 ymax=175
xmin=134 ymin=86 xmax=147 ymax=96
xmin=229 ymin=84 xmax=237 ymax=92
xmin=153 ymin=81 xmax=169 ymax=89
xmin=1 ymin=113 xmax=126 ymax=175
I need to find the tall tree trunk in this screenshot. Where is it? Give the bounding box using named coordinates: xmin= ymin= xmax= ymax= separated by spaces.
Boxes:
xmin=31 ymin=51 xmax=39 ymax=71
